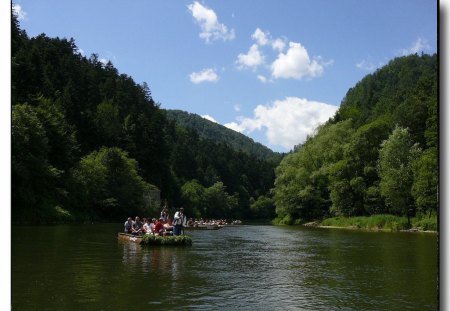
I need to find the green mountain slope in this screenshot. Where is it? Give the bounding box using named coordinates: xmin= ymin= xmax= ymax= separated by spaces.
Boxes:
xmin=273 ymin=54 xmax=437 ymax=225
xmin=11 ymin=13 xmax=279 ymax=223
xmin=164 ymin=109 xmax=282 ymax=161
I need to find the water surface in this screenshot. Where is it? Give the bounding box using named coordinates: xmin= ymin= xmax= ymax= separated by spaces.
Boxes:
xmin=12 ymin=224 xmax=437 ymax=310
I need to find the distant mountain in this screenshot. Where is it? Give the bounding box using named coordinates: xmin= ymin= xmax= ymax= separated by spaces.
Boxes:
xmin=164 ymin=109 xmax=283 ymax=161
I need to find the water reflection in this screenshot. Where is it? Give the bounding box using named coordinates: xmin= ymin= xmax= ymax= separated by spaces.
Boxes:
xmin=119 ymin=240 xmax=185 ymax=279
xmin=12 ymin=224 xmax=437 ymax=311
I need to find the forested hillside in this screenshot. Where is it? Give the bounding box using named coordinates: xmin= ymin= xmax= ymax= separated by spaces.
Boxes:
xmin=11 ymin=14 xmax=279 ymax=223
xmin=273 ymin=54 xmax=438 ymax=226
xmin=165 ymin=109 xmax=282 ymax=161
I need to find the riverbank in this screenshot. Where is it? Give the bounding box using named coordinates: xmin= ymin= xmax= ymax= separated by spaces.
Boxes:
xmin=303 ymin=214 xmax=437 ymax=233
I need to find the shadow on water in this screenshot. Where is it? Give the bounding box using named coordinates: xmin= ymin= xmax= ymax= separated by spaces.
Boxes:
xmin=12 ymin=224 xmax=437 ymax=311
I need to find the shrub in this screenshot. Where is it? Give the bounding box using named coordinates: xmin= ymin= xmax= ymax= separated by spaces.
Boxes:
xmin=412 ymin=213 xmax=437 ymax=231
xmin=320 ymin=215 xmax=411 ymax=231
xmin=272 ymin=214 xmax=293 ymax=225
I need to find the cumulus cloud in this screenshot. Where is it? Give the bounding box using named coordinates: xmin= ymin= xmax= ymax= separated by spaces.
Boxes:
xmin=224 ymin=119 xmax=257 ymax=133
xmin=271 ymin=42 xmax=327 ymax=80
xmin=252 ymin=28 xmax=270 ymax=46
xmin=236 ymin=44 xmax=265 ymax=69
xmin=224 ymin=97 xmax=338 ymax=150
xmin=189 ymin=68 xmax=219 ymax=84
xmin=188 ymin=1 xmax=235 ymax=43
xmin=251 ymin=28 xmax=286 ymax=51
xmin=236 ymin=29 xmax=329 ymax=80
xmin=233 ymin=104 xmax=241 ymax=112
xmin=12 ymin=4 xmax=27 ymax=20
xmin=201 ymin=115 xmax=218 ymax=123
xmin=271 ymin=38 xmax=286 ymax=52
xmin=400 ymin=37 xmax=432 ymax=56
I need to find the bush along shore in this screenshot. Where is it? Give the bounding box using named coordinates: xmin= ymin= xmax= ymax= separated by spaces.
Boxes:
xmin=287 ymin=214 xmax=437 ymax=233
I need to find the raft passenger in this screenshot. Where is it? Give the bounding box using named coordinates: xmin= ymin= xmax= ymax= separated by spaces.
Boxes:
xmin=124 ymin=217 xmax=133 ymax=233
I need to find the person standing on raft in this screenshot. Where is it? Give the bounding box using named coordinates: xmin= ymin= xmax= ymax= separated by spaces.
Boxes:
xmin=173 ymin=207 xmax=187 ymax=236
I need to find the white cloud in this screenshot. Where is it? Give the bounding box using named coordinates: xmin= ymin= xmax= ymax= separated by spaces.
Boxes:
xmin=225 ymin=118 xmax=258 ymax=133
xmin=236 ymin=29 xmax=328 ymax=80
xmin=356 ymin=60 xmax=376 ymax=71
xmin=236 ymin=44 xmax=265 ymax=69
xmin=252 ymin=28 xmax=269 ymax=46
xmin=12 ymin=4 xmax=27 ymax=20
xmin=271 ymin=42 xmax=327 ymax=80
xmin=187 ymin=1 xmax=235 ymax=43
xmin=225 ymin=97 xmax=338 ymax=150
xmin=201 ymin=115 xmax=218 ymax=123
xmin=233 ymin=104 xmax=241 ymax=112
xmin=257 ymin=75 xmax=273 ymax=83
xmin=189 ymin=68 xmax=219 ymax=84
xmin=400 ymin=37 xmax=432 ymax=56
xmin=356 ymin=59 xmax=385 ymax=71
xmin=251 ymin=28 xmax=286 ymax=51
xmin=271 ymin=38 xmax=286 ymax=52
xmin=257 ymin=75 xmax=267 ymax=83
xmin=77 ymin=48 xmax=85 ymax=56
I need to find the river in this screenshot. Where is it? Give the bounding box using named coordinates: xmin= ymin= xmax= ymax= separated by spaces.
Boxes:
xmin=12 ymin=224 xmax=437 ymax=310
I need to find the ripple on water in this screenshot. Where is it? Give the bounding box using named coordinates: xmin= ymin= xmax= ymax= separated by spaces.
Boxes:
xmin=12 ymin=224 xmax=437 ymax=311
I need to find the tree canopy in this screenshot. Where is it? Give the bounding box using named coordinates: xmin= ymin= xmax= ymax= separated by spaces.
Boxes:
xmin=11 ymin=13 xmax=279 ymax=223
xmin=273 ymin=53 xmax=438 ymax=224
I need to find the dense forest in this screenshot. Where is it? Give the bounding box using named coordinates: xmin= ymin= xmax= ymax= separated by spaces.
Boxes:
xmin=273 ymin=53 xmax=438 ymax=226
xmin=164 ymin=109 xmax=282 ymax=162
xmin=11 ymin=10 xmax=438 ymax=227
xmin=11 ymin=13 xmax=279 ymax=224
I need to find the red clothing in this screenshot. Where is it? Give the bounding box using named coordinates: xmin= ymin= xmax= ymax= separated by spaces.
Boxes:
xmin=153 ymin=221 xmax=164 ymax=234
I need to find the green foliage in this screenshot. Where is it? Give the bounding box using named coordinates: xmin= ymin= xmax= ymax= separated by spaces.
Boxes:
xmin=181 ymin=179 xmax=206 ymax=218
xmin=11 ymin=98 xmax=77 ymax=223
xmin=34 ymin=96 xmax=79 ymax=173
xmin=11 ymin=18 xmax=279 ymax=223
xmin=335 ymin=54 xmax=437 ymax=129
xmin=95 ymin=100 xmax=122 ymax=146
xmin=11 ymin=17 xmax=437 ymax=225
xmin=378 ymin=127 xmax=420 ymax=222
xmin=321 ymin=215 xmax=411 ymax=231
xmin=12 ymin=104 xmax=63 ymax=223
xmin=273 ymin=54 xmax=437 ymax=224
xmin=424 ymin=97 xmax=438 ymax=148
xmin=250 ymin=195 xmax=275 ymax=219
xmin=329 ymin=116 xmax=391 ymax=216
xmin=272 ymin=214 xmax=294 ymax=225
xmin=141 ymin=234 xmax=193 ymax=246
xmin=72 ymin=147 xmax=153 ymax=220
xmin=165 ymin=109 xmax=283 ymax=162
xmin=52 ymin=206 xmax=74 ymax=222
xmin=412 ymin=148 xmax=438 ymax=215
xmin=321 ymin=214 xmax=437 ymax=232
xmin=180 ymin=180 xmax=244 ymax=219
xmin=274 ymin=120 xmax=353 ymax=222
xmin=203 ymin=182 xmax=239 ymax=218
xmin=412 ymin=212 xmax=437 ymax=231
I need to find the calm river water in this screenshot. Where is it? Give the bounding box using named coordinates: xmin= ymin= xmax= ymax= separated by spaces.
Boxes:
xmin=12 ymin=224 xmax=437 ymax=310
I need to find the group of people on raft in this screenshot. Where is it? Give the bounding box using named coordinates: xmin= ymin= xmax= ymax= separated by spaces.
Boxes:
xmin=124 ymin=207 xmax=187 ymax=236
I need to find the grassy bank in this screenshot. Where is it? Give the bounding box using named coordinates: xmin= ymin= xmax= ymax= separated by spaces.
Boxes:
xmin=320 ymin=214 xmax=437 ymax=232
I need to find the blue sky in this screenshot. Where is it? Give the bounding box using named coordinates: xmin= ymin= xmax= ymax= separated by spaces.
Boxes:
xmin=12 ymin=0 xmax=437 ymax=152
